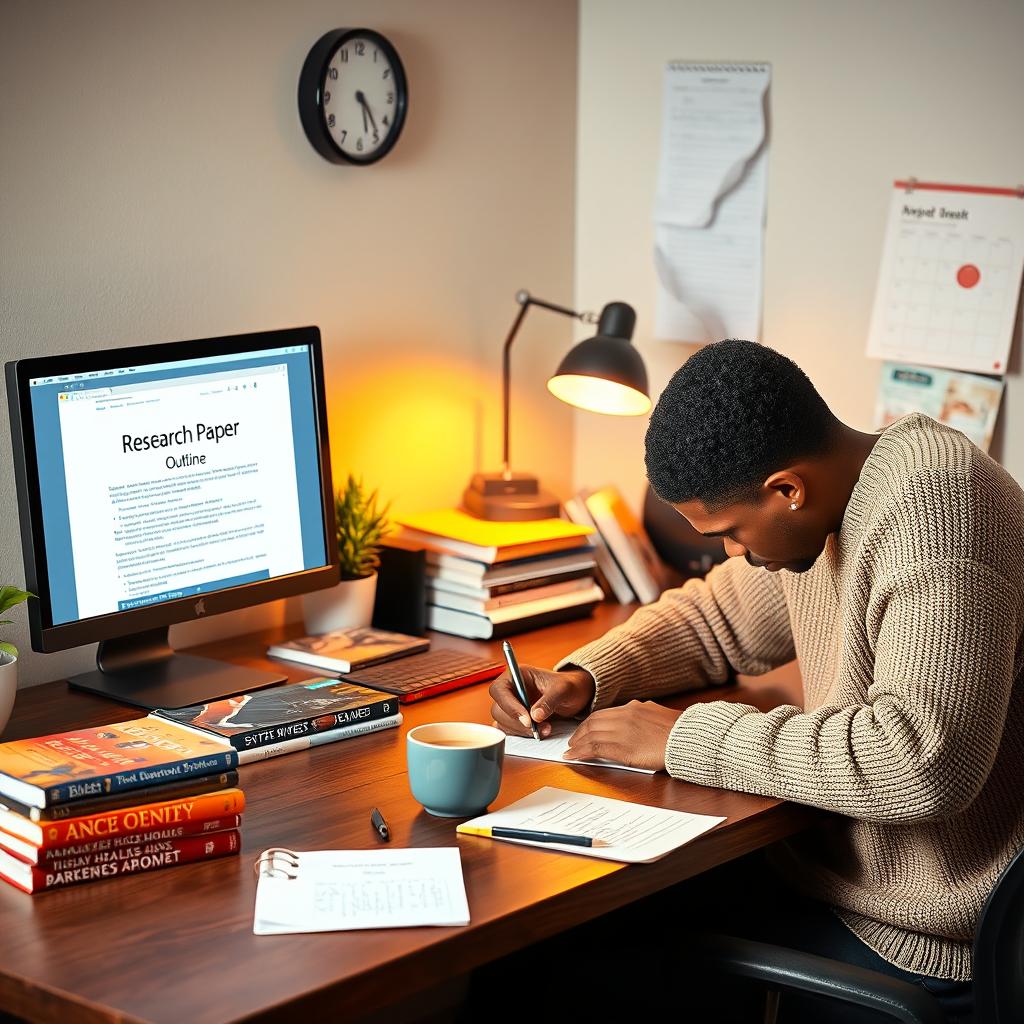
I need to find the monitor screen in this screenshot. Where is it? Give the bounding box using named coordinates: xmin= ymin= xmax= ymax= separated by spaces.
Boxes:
xmin=24 ymin=339 xmax=329 ymax=627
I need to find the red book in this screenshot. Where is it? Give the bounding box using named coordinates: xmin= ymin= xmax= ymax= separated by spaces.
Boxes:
xmin=0 ymin=829 xmax=241 ymax=894
xmin=0 ymin=814 xmax=242 ymax=865
xmin=0 ymin=788 xmax=245 ymax=849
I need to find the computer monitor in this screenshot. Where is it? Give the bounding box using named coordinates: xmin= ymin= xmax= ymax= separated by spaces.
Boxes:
xmin=6 ymin=326 xmax=339 ymax=709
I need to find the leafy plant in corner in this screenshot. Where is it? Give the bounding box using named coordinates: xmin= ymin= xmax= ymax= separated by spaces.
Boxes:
xmin=0 ymin=586 xmax=33 ymax=661
xmin=335 ymin=475 xmax=390 ymax=581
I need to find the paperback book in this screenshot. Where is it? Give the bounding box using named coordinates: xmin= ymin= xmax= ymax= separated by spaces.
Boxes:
xmin=0 ymin=829 xmax=241 ymax=894
xmin=0 ymin=719 xmax=237 ymax=810
xmin=153 ymin=679 xmax=399 ymax=753
xmin=266 ymin=626 xmax=429 ymax=673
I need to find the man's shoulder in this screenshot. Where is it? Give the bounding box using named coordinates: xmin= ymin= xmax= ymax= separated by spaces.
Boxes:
xmin=867 ymin=414 xmax=1024 ymax=570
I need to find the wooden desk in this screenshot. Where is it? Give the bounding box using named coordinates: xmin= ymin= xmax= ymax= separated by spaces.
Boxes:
xmin=0 ymin=604 xmax=819 ymax=1024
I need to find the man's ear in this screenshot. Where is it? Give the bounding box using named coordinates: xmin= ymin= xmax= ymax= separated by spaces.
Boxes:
xmin=763 ymin=470 xmax=805 ymax=510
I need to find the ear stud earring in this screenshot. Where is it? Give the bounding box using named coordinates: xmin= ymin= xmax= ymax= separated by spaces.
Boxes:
xmin=789 ymin=502 xmax=799 ymax=511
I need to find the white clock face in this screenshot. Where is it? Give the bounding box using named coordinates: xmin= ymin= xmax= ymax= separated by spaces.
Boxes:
xmin=321 ymin=36 xmax=400 ymax=160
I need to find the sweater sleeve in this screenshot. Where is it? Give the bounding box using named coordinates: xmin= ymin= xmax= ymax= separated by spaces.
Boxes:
xmin=554 ymin=554 xmax=795 ymax=710
xmin=665 ymin=560 xmax=1019 ymax=822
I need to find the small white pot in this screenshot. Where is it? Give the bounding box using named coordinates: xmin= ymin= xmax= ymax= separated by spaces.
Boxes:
xmin=301 ymin=572 xmax=378 ymax=635
xmin=0 ymin=653 xmax=17 ymax=737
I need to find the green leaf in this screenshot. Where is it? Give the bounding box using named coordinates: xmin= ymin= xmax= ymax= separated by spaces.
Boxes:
xmin=0 ymin=587 xmax=33 ymax=615
xmin=0 ymin=641 xmax=18 ymax=659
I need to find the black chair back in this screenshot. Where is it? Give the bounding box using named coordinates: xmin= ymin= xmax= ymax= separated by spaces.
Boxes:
xmin=973 ymin=843 xmax=1024 ymax=1022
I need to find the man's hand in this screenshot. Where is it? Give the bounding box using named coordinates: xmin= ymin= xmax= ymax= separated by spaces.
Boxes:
xmin=564 ymin=701 xmax=681 ymax=772
xmin=489 ymin=666 xmax=595 ymax=737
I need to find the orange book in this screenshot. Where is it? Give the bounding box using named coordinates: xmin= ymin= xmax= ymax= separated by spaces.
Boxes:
xmin=0 ymin=829 xmax=242 ymax=894
xmin=0 ymin=787 xmax=245 ymax=848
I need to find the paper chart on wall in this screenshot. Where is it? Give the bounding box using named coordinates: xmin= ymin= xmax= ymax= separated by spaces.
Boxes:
xmin=653 ymin=62 xmax=770 ymax=343
xmin=866 ymin=182 xmax=1024 ymax=374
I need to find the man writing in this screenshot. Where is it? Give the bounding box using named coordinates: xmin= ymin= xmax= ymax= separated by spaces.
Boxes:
xmin=488 ymin=340 xmax=1023 ymax=1015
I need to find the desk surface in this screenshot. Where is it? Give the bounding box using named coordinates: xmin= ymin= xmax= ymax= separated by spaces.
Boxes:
xmin=0 ymin=604 xmax=818 ymax=1024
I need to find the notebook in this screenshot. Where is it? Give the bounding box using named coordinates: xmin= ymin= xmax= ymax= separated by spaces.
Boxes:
xmin=457 ymin=787 xmax=725 ymax=863
xmin=253 ymin=847 xmax=470 ymax=934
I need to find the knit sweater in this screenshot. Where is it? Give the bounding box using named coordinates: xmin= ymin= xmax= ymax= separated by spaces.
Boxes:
xmin=558 ymin=414 xmax=1024 ymax=981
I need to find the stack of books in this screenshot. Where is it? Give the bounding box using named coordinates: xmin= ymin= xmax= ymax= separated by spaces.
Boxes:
xmin=0 ymin=717 xmax=243 ymax=894
xmin=564 ymin=486 xmax=666 ymax=605
xmin=393 ymin=509 xmax=604 ymax=639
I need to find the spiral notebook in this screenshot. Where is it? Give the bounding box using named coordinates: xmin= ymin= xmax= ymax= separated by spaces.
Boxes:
xmin=253 ymin=847 xmax=470 ymax=934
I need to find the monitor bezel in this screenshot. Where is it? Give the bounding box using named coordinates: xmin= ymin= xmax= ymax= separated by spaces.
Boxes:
xmin=6 ymin=325 xmax=340 ymax=654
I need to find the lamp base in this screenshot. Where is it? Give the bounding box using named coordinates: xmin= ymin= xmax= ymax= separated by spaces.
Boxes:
xmin=462 ymin=472 xmax=561 ymax=522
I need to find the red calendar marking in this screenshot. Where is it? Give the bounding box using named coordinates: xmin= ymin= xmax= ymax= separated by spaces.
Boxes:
xmin=956 ymin=264 xmax=981 ymax=288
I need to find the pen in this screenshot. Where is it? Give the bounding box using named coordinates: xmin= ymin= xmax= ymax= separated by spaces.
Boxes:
xmin=502 ymin=640 xmax=540 ymax=742
xmin=459 ymin=825 xmax=609 ymax=848
xmin=370 ymin=806 xmax=390 ymax=842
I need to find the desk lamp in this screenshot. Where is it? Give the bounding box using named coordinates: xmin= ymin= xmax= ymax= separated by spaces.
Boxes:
xmin=463 ymin=290 xmax=651 ymax=522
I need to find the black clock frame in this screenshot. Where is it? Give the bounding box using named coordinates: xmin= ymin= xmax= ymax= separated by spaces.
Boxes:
xmin=298 ymin=28 xmax=408 ymax=166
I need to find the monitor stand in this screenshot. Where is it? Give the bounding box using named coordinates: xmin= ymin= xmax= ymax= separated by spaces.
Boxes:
xmin=69 ymin=626 xmax=286 ymax=710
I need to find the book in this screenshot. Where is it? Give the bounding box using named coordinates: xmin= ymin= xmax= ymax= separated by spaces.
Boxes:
xmin=564 ymin=493 xmax=635 ymax=603
xmin=584 ymin=486 xmax=664 ymax=605
xmin=153 ymin=678 xmax=399 ymax=752
xmin=236 ymin=713 xmax=401 ymax=763
xmin=0 ymin=814 xmax=243 ymax=865
xmin=0 ymin=770 xmax=240 ymax=823
xmin=393 ymin=509 xmax=592 ymax=564
xmin=0 ymin=787 xmax=246 ymax=848
xmin=0 ymin=829 xmax=241 ymax=894
xmin=425 ymin=547 xmax=597 ymax=586
xmin=426 ymin=575 xmax=595 ymax=614
xmin=266 ymin=626 xmax=429 ymax=673
xmin=425 ymin=565 xmax=594 ymax=601
xmin=428 ymin=583 xmax=604 ymax=639
xmin=0 ymin=718 xmax=236 ymax=810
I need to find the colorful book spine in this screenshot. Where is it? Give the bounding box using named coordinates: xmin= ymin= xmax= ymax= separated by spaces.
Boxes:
xmin=237 ymin=713 xmax=401 ymax=764
xmin=2 ymin=770 xmax=242 ymax=823
xmin=0 ymin=830 xmax=241 ymax=894
xmin=1 ymin=814 xmax=243 ymax=865
xmin=42 ymin=749 xmax=238 ymax=808
xmin=0 ymin=788 xmax=246 ymax=847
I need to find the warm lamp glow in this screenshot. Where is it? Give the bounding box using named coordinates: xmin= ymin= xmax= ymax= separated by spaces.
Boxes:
xmin=546 ymin=373 xmax=652 ymax=416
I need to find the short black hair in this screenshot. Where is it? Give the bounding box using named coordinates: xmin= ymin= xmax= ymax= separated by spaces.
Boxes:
xmin=644 ymin=340 xmax=838 ymax=507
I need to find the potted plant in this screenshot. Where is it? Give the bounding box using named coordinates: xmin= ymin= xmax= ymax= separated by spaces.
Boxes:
xmin=302 ymin=475 xmax=391 ymax=635
xmin=0 ymin=586 xmax=33 ymax=736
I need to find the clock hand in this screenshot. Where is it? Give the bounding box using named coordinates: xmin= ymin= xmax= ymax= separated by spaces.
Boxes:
xmin=354 ymin=89 xmax=379 ymax=135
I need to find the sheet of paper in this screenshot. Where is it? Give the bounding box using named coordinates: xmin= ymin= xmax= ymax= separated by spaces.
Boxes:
xmin=655 ymin=150 xmax=767 ymax=342
xmin=866 ymin=183 xmax=1024 ymax=374
xmin=460 ymin=786 xmax=725 ymax=864
xmin=875 ymin=363 xmax=1004 ymax=451
xmin=505 ymin=720 xmax=656 ymax=775
xmin=253 ymin=847 xmax=470 ymax=935
xmin=653 ymin=62 xmax=770 ymax=342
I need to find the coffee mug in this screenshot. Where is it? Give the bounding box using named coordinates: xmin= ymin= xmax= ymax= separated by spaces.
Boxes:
xmin=406 ymin=722 xmax=505 ymax=817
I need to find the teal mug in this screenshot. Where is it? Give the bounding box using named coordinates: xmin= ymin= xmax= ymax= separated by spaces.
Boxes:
xmin=406 ymin=722 xmax=505 ymax=817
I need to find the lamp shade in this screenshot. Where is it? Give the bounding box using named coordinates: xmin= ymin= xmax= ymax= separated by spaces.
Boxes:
xmin=546 ymin=302 xmax=651 ymax=415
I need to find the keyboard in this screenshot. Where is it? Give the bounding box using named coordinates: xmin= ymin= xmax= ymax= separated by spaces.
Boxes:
xmin=343 ymin=649 xmax=505 ymax=704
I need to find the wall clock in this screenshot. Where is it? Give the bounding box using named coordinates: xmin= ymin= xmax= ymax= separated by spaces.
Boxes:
xmin=298 ymin=28 xmax=408 ymax=165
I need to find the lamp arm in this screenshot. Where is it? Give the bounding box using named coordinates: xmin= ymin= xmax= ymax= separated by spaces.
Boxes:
xmin=501 ymin=290 xmax=598 ymax=476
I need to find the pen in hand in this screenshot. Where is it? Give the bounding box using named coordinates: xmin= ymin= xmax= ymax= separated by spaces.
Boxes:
xmin=502 ymin=640 xmax=541 ymax=742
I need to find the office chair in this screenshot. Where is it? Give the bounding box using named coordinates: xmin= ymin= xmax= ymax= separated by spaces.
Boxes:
xmin=693 ymin=842 xmax=1024 ymax=1023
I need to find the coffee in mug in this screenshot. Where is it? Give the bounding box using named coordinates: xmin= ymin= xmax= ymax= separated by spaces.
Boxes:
xmin=406 ymin=722 xmax=505 ymax=817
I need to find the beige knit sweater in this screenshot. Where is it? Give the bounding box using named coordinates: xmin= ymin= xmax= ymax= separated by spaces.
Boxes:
xmin=558 ymin=414 xmax=1024 ymax=980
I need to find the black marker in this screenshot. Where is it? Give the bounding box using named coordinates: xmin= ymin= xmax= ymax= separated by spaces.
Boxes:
xmin=370 ymin=806 xmax=390 ymax=842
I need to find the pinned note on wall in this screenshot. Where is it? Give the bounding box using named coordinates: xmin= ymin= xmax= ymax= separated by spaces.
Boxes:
xmin=653 ymin=62 xmax=771 ymax=344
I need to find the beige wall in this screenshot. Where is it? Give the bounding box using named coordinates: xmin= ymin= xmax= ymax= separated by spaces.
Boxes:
xmin=0 ymin=0 xmax=579 ymax=686
xmin=574 ymin=0 xmax=1024 ymax=511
